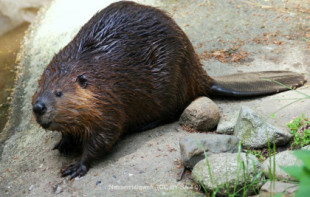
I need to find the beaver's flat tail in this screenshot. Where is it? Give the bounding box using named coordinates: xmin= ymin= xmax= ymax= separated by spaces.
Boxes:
xmin=210 ymin=71 xmax=307 ymax=97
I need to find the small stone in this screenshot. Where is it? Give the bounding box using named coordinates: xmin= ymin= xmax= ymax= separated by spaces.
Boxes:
xmin=180 ymin=133 xmax=240 ymax=168
xmin=28 ymin=185 xmax=35 ymax=191
xmin=96 ymin=181 xmax=101 ymax=185
xmin=75 ymin=176 xmax=82 ymax=180
xmin=55 ymin=186 xmax=62 ymax=194
xmin=179 ymin=97 xmax=220 ymax=132
xmin=234 ymin=106 xmax=292 ymax=148
xmin=289 ymin=13 xmax=296 ymax=17
xmin=259 ymin=180 xmax=298 ymax=197
xmin=262 ymin=150 xmax=302 ymax=181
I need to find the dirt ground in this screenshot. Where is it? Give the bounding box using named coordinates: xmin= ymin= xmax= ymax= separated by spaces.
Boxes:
xmin=0 ymin=0 xmax=309 ymax=196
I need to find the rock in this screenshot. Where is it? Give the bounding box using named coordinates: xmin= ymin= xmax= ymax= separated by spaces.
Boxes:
xmin=259 ymin=180 xmax=298 ymax=197
xmin=0 ymin=0 xmax=51 ymax=36
xmin=179 ymin=97 xmax=220 ymax=132
xmin=302 ymin=145 xmax=310 ymax=150
xmin=234 ymin=106 xmax=292 ymax=148
xmin=192 ymin=153 xmax=263 ymax=196
xmin=55 ymin=186 xmax=62 ymax=195
xmin=180 ymin=133 xmax=240 ymax=168
xmin=216 ymin=111 xmax=239 ymax=135
xmin=262 ymin=150 xmax=302 ymax=181
xmin=28 ymin=185 xmax=35 ymax=191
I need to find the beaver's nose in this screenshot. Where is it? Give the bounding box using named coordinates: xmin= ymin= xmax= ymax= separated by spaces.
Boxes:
xmin=33 ymin=101 xmax=47 ymax=116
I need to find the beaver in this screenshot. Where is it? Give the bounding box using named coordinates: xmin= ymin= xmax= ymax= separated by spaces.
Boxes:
xmin=32 ymin=1 xmax=306 ymax=179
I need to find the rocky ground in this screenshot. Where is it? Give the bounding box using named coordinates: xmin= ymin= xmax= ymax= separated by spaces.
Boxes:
xmin=0 ymin=0 xmax=309 ymax=196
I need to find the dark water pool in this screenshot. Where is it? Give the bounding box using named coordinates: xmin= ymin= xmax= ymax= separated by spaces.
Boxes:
xmin=0 ymin=23 xmax=29 ymax=133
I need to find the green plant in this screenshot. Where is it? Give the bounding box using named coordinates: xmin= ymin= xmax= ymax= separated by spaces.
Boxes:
xmin=287 ymin=114 xmax=310 ymax=148
xmin=282 ymin=150 xmax=310 ymax=197
xmin=245 ymin=149 xmax=265 ymax=162
xmin=196 ymin=141 xmax=215 ymax=196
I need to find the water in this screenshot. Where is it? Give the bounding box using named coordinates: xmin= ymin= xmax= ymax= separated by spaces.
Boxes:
xmin=0 ymin=23 xmax=29 ymax=133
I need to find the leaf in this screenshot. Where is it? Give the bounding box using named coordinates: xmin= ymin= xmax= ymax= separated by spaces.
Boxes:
xmin=281 ymin=166 xmax=302 ymax=181
xmin=299 ymin=168 xmax=310 ymax=181
xmin=295 ymin=176 xmax=310 ymax=197
xmin=294 ymin=150 xmax=310 ymax=169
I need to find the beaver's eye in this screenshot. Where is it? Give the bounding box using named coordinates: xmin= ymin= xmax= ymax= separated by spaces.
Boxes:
xmin=55 ymin=88 xmax=63 ymax=97
xmin=55 ymin=91 xmax=62 ymax=97
xmin=77 ymin=74 xmax=88 ymax=88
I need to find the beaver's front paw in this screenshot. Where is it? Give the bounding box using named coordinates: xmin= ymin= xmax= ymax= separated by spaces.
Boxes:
xmin=61 ymin=162 xmax=89 ymax=179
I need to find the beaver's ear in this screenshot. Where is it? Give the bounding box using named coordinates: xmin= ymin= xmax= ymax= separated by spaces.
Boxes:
xmin=77 ymin=74 xmax=88 ymax=88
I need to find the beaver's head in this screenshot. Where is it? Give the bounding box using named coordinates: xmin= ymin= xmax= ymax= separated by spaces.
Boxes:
xmin=32 ymin=59 xmax=101 ymax=133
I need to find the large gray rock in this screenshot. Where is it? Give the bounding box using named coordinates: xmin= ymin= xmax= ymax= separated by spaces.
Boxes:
xmin=234 ymin=106 xmax=292 ymax=148
xmin=192 ymin=153 xmax=263 ymax=196
xmin=216 ymin=111 xmax=239 ymax=135
xmin=0 ymin=0 xmax=51 ymax=36
xmin=180 ymin=133 xmax=240 ymax=168
xmin=262 ymin=150 xmax=302 ymax=181
xmin=259 ymin=180 xmax=298 ymax=197
xmin=179 ymin=97 xmax=220 ymax=132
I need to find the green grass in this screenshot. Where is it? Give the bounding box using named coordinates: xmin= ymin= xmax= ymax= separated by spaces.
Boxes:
xmin=287 ymin=114 xmax=310 ymax=149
